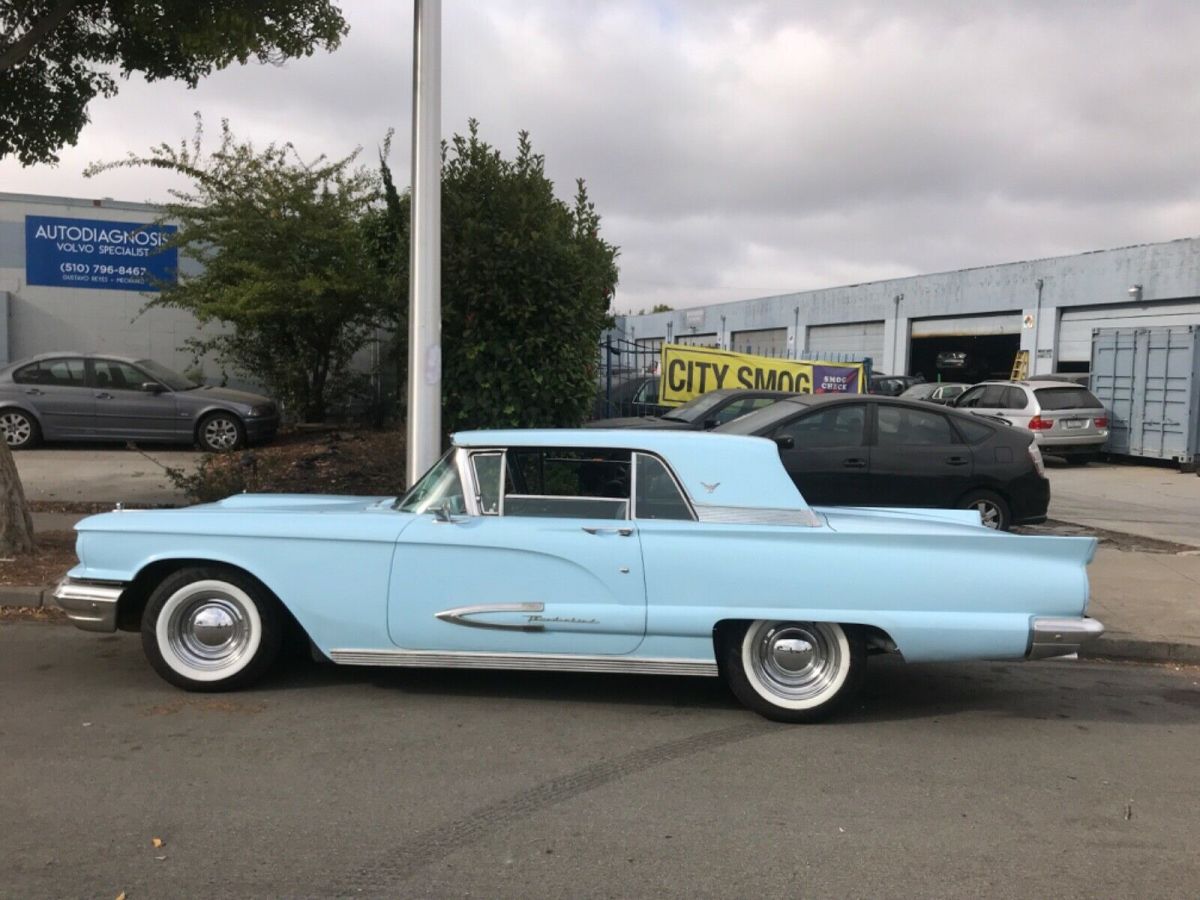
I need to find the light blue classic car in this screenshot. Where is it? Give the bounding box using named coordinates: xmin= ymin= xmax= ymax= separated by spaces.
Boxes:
xmin=55 ymin=429 xmax=1104 ymax=722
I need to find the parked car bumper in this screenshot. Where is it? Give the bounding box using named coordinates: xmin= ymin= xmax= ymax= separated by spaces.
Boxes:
xmin=1033 ymin=431 xmax=1108 ymax=453
xmin=1026 ymin=616 xmax=1105 ymax=660
xmin=53 ymin=577 xmax=124 ymax=632
xmin=244 ymin=414 xmax=280 ymax=444
xmin=1008 ymin=472 xmax=1051 ymax=526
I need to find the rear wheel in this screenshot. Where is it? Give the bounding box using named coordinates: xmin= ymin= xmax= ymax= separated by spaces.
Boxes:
xmin=0 ymin=409 xmax=40 ymax=449
xmin=141 ymin=566 xmax=282 ymax=691
xmin=723 ymin=621 xmax=866 ymax=723
xmin=959 ymin=489 xmax=1011 ymax=531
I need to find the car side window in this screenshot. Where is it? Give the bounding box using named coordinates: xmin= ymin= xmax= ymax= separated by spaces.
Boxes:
xmin=1002 ymin=387 xmax=1029 ymax=410
xmin=504 ymin=448 xmax=631 ymax=519
xmin=955 ymin=386 xmax=986 ymax=408
xmin=977 ymin=385 xmax=1010 ymax=408
xmin=470 ymin=452 xmax=503 ymax=515
xmin=633 ymin=378 xmax=659 ymax=405
xmin=952 ymin=416 xmax=996 ymax=443
xmin=775 ymin=404 xmax=866 ymax=449
xmin=876 ymin=405 xmax=956 ymax=446
xmin=93 ymin=359 xmax=150 ymax=391
xmin=26 ymin=358 xmax=87 ymax=387
xmin=633 ymin=453 xmax=693 ymax=520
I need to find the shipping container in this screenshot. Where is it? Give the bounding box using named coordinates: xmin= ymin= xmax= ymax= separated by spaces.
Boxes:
xmin=1089 ymin=326 xmax=1200 ymax=470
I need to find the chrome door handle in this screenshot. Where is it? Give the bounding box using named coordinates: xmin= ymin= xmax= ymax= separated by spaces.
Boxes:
xmin=582 ymin=526 xmax=633 ymax=536
xmin=24 ymin=388 xmax=44 ymax=396
xmin=944 ymin=456 xmax=969 ymax=466
xmin=95 ymin=392 xmax=113 ymax=400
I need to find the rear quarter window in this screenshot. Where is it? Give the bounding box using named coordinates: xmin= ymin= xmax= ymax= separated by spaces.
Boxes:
xmin=1035 ymin=387 xmax=1103 ymax=410
xmin=951 ymin=416 xmax=996 ymax=444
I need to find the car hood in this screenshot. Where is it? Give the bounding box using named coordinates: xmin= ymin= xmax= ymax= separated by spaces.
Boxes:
xmin=584 ymin=416 xmax=694 ymax=429
xmin=178 ymin=385 xmax=274 ymax=408
xmin=75 ymin=494 xmax=399 ymax=532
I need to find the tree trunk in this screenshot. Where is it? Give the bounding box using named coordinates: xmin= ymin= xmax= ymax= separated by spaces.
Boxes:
xmin=0 ymin=439 xmax=34 ymax=556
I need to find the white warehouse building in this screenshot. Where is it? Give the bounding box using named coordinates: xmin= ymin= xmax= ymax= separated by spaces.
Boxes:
xmin=613 ymin=237 xmax=1200 ymax=382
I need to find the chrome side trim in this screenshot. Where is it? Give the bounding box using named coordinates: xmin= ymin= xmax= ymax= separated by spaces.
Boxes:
xmin=694 ymin=505 xmax=823 ymax=527
xmin=435 ymin=603 xmax=546 ymax=632
xmin=53 ymin=578 xmax=124 ymax=633
xmin=327 ymin=649 xmax=719 ymax=677
xmin=1027 ymin=616 xmax=1105 ymax=660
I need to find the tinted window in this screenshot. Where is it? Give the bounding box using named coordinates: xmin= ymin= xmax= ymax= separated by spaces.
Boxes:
xmin=775 ymin=404 xmax=866 ymax=449
xmin=711 ymin=396 xmax=778 ymax=426
xmin=876 ymin=405 xmax=956 ymax=446
xmin=1002 ymin=387 xmax=1029 ymax=410
xmin=505 ymin=448 xmax=631 ymax=519
xmin=14 ymin=358 xmax=86 ymax=387
xmin=634 ymin=453 xmax=692 ymax=520
xmin=93 ymin=359 xmax=148 ymax=390
xmin=955 ymin=386 xmax=986 ymax=408
xmin=952 ymin=416 xmax=996 ymax=444
xmin=1035 ymin=387 xmax=1103 ymax=410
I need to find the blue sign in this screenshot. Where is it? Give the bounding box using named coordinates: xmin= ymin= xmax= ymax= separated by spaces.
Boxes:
xmin=24 ymin=215 xmax=178 ymax=291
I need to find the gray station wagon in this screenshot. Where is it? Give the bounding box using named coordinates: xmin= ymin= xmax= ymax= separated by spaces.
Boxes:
xmin=953 ymin=380 xmax=1108 ymax=462
xmin=0 ymin=352 xmax=278 ymax=452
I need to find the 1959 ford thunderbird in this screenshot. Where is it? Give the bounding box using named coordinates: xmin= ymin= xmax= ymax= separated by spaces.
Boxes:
xmin=55 ymin=429 xmax=1104 ymax=722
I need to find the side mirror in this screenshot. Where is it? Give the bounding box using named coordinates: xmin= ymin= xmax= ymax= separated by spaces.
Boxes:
xmin=141 ymin=382 xmax=165 ymax=394
xmin=703 ymin=418 xmax=718 ymax=430
xmin=774 ymin=435 xmax=795 ymax=451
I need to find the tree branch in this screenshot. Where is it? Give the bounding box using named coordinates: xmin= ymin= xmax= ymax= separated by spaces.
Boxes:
xmin=0 ymin=0 xmax=80 ymax=72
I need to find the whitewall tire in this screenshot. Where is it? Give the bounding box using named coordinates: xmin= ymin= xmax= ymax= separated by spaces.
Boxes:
xmin=142 ymin=567 xmax=282 ymax=691
xmin=724 ymin=620 xmax=866 ymax=723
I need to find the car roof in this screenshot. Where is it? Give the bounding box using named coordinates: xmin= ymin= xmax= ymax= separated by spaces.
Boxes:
xmin=452 ymin=428 xmax=811 ymax=514
xmin=970 ymin=379 xmax=1091 ymax=390
xmin=3 ymin=351 xmax=145 ymax=366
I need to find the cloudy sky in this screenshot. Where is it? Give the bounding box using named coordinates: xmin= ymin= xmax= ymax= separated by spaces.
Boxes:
xmin=5 ymin=1 xmax=1199 ymax=312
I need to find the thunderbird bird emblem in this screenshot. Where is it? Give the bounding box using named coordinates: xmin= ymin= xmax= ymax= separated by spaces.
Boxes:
xmin=700 ymin=481 xmax=720 ymax=494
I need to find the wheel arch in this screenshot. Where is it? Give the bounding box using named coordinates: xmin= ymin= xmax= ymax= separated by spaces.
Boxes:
xmin=193 ymin=407 xmax=246 ymax=443
xmin=712 ymin=618 xmax=899 ymax=660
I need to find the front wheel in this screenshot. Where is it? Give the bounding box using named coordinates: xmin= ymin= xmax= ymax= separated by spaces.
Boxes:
xmin=197 ymin=411 xmax=245 ymax=452
xmin=141 ymin=566 xmax=282 ymax=691
xmin=723 ymin=621 xmax=866 ymax=723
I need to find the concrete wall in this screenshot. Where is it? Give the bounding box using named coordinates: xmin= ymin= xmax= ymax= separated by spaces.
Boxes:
xmin=614 ymin=238 xmax=1200 ymax=376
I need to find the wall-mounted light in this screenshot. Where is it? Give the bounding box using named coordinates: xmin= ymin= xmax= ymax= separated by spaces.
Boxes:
xmin=1128 ymin=284 xmax=1143 ymax=301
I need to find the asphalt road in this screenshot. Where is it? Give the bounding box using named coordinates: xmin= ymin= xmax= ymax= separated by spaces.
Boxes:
xmin=2 ymin=621 xmax=1198 ymax=899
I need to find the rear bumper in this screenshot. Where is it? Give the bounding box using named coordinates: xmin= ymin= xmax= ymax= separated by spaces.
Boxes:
xmin=1026 ymin=616 xmax=1105 ymax=660
xmin=1009 ymin=473 xmax=1051 ymax=525
xmin=53 ymin=578 xmax=125 ymax=632
xmin=1033 ymin=433 xmax=1108 ymax=451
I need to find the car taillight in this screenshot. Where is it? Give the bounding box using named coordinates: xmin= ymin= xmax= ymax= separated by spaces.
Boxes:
xmin=1094 ymin=416 xmax=1108 ymax=428
xmin=1028 ymin=442 xmax=1046 ymax=477
xmin=1028 ymin=416 xmax=1054 ymax=430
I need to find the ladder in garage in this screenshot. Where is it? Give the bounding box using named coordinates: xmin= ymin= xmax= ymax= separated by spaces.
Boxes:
xmin=1010 ymin=349 xmax=1030 ymax=381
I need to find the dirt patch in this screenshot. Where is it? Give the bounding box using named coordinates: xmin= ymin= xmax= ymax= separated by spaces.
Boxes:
xmin=143 ymin=697 xmax=268 ymax=716
xmin=0 ymin=530 xmax=77 ymax=587
xmin=0 ymin=605 xmax=67 ymax=623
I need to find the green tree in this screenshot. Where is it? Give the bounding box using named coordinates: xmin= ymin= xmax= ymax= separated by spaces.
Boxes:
xmin=651 ymin=303 xmax=673 ymax=313
xmin=86 ymin=117 xmax=390 ymax=422
xmin=0 ymin=0 xmax=347 ymax=165
xmin=377 ymin=121 xmax=620 ymax=433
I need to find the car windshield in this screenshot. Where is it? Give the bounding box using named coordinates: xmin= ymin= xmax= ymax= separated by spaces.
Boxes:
xmin=715 ymin=397 xmax=813 ymax=434
xmin=136 ymin=359 xmax=199 ymax=391
xmin=660 ymin=392 xmax=729 ymax=422
xmin=899 ymin=383 xmax=937 ymax=399
xmin=396 ymin=450 xmax=466 ymax=514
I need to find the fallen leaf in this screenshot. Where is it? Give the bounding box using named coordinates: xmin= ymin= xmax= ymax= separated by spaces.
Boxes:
xmin=115 ymin=893 xmax=126 ymax=900
xmin=151 ymin=837 xmax=163 ymax=849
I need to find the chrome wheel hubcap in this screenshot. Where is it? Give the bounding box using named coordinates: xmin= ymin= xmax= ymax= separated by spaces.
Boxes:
xmin=1 ymin=412 xmax=31 ymax=446
xmin=203 ymin=417 xmax=239 ymax=450
xmin=972 ymin=501 xmax=1001 ymax=529
xmin=748 ymin=622 xmax=843 ymax=702
xmin=168 ymin=594 xmax=252 ymax=670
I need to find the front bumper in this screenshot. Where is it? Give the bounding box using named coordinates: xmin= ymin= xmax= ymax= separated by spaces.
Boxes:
xmin=1026 ymin=616 xmax=1105 ymax=660
xmin=244 ymin=414 xmax=280 ymax=444
xmin=53 ymin=578 xmax=125 ymax=633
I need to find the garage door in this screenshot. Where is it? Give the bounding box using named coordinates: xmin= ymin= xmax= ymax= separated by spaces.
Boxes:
xmin=1058 ymin=299 xmax=1200 ymax=363
xmin=805 ymin=321 xmax=884 ymax=359
xmin=730 ymin=327 xmax=788 ymax=357
xmin=910 ymin=313 xmax=1022 ymax=337
xmin=674 ymin=332 xmax=719 ymax=347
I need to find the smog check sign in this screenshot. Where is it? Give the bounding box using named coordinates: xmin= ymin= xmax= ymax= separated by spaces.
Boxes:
xmin=658 ymin=343 xmax=865 ymax=405
xmin=24 ymin=215 xmax=178 ymax=291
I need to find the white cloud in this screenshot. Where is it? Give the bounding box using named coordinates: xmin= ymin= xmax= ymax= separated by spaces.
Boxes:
xmin=4 ymin=1 xmax=1198 ymax=312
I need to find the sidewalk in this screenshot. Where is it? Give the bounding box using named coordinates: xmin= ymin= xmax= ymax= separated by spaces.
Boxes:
xmin=4 ymin=526 xmax=1197 ymax=664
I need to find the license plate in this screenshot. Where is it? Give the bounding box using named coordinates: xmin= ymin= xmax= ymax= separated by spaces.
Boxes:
xmin=1064 ymin=419 xmax=1085 ymax=429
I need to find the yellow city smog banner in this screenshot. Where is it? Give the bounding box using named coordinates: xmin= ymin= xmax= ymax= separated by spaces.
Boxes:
xmin=658 ymin=343 xmax=865 ymax=406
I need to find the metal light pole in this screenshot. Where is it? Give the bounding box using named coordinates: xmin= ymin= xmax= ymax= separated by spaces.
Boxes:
xmin=406 ymin=0 xmax=442 ymax=485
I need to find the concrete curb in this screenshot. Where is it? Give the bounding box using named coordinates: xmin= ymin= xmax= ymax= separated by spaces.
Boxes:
xmin=1082 ymin=634 xmax=1200 ymax=665
xmin=0 ymin=585 xmax=48 ymax=609
xmin=2 ymin=586 xmax=1197 ymax=666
